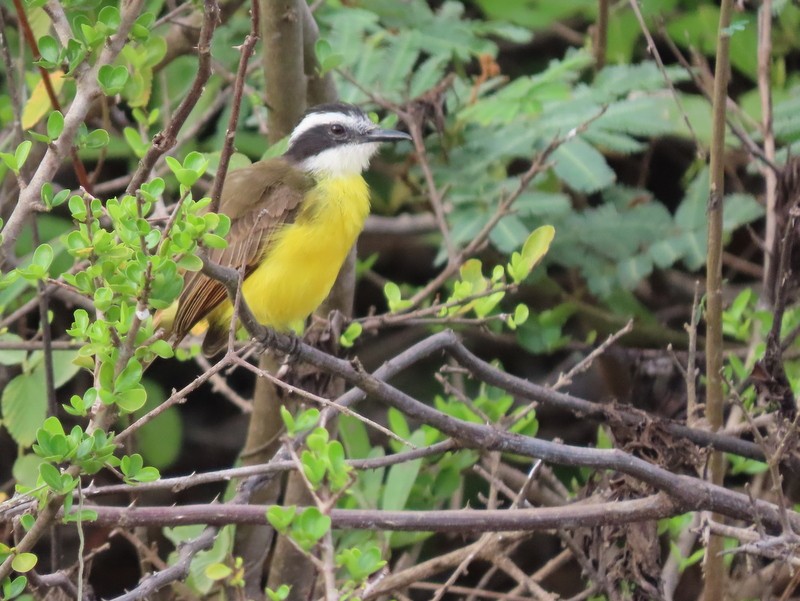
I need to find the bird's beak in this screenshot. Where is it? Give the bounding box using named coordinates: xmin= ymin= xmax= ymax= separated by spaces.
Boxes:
xmin=363 ymin=128 xmax=412 ymax=143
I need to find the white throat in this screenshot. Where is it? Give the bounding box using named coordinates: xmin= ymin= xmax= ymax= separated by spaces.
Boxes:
xmin=301 ymin=142 xmax=380 ymax=178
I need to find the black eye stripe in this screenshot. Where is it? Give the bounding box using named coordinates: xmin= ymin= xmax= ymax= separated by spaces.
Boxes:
xmin=285 ymin=123 xmax=357 ymax=162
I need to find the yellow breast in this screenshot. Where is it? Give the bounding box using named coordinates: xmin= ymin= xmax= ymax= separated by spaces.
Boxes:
xmin=209 ymin=175 xmax=370 ymax=332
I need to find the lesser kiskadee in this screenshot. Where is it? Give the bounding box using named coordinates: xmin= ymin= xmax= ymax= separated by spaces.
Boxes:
xmin=160 ymin=103 xmax=411 ymax=356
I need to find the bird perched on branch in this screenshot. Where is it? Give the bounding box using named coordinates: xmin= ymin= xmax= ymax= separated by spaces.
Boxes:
xmin=159 ymin=102 xmax=411 ymax=356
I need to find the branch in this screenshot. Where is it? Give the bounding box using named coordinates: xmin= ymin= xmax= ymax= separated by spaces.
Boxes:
xmin=704 ymin=0 xmax=736 ymax=595
xmin=199 ymin=254 xmax=783 ymax=474
xmin=208 ymin=1 xmax=259 ymax=213
xmin=7 ymin=494 xmax=681 ymax=530
xmin=759 ymin=0 xmax=778 ymax=302
xmin=111 ymin=528 xmax=217 ymax=601
xmin=81 ymin=440 xmax=456 ymax=498
xmin=191 ymin=257 xmax=800 ymax=534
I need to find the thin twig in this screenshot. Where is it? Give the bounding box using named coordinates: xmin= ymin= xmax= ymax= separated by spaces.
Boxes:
xmin=82 ymin=440 xmax=457 ymax=497
xmin=551 ymin=319 xmax=633 ymax=390
xmin=759 ymin=0 xmax=778 ymax=302
xmin=125 ymin=0 xmax=220 ymax=196
xmin=208 ymin=0 xmax=259 ymax=212
xmin=703 ymin=0 xmax=736 ymax=595
xmin=234 ymin=355 xmax=416 ymax=448
xmin=628 ymin=0 xmax=702 ymax=155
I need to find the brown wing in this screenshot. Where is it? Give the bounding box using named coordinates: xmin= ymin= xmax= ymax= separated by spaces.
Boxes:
xmin=169 ymin=158 xmax=312 ymax=343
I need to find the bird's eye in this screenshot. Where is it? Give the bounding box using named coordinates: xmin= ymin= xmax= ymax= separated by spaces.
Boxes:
xmin=329 ymin=123 xmax=346 ymax=136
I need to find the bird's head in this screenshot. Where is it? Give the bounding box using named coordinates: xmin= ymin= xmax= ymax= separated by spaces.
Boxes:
xmin=284 ymin=103 xmax=411 ymax=178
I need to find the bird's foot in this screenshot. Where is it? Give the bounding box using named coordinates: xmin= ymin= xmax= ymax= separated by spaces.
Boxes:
xmin=254 ymin=326 xmax=277 ymax=355
xmin=283 ymin=331 xmax=302 ymax=362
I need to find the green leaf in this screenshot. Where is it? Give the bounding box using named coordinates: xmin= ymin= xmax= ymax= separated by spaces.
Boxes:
xmin=3 ymin=575 xmax=27 ymax=598
xmin=97 ymin=64 xmax=129 ymax=95
xmin=201 ymin=233 xmax=227 ymax=249
xmin=46 ymin=111 xmax=64 ymax=140
xmin=339 ymin=322 xmax=362 ymax=348
xmin=97 ymin=5 xmax=121 ymax=29
xmin=384 ymin=281 xmax=412 ymax=312
xmin=37 ymin=35 xmax=60 ymax=65
xmin=315 ymin=38 xmax=344 ymax=75
xmin=49 ymin=351 xmax=80 ymax=388
xmin=148 ymin=339 xmax=174 ymax=359
xmin=121 ymin=453 xmax=144 ymax=477
xmin=183 ymin=151 xmax=208 ymax=173
xmin=617 ymin=254 xmax=653 ymax=289
xmin=39 ymin=462 xmax=62 ymax=491
xmin=266 ymin=505 xmax=296 ymax=533
xmin=32 ymin=243 xmax=54 ymax=271
xmin=19 ymin=514 xmax=35 ymax=532
xmin=68 ymin=195 xmax=87 ymax=221
xmin=123 ymin=127 xmax=149 ymax=158
xmin=177 ymin=253 xmax=203 ymax=272
xmin=0 ymin=333 xmax=26 ymax=366
xmin=508 ymin=225 xmax=555 ymax=283
xmin=266 ymin=585 xmax=292 ymax=601
xmin=81 ymin=128 xmax=110 ymax=149
xmin=674 ymin=167 xmax=709 ymax=229
xmin=11 ymin=552 xmax=37 ymax=573
xmin=15 ymin=140 xmax=32 ymax=169
xmin=116 ymin=386 xmax=147 ymax=413
xmin=338 ymin=545 xmax=387 ymax=581
xmin=514 ymin=304 xmax=529 ymax=325
xmin=382 ymin=430 xmax=425 ymax=511
xmin=293 ymin=507 xmax=331 ymax=550
xmin=552 ymin=137 xmax=615 ymax=193
xmin=339 ymin=414 xmax=371 ymax=460
xmin=204 ymin=563 xmax=232 ymax=581
xmin=293 ymin=408 xmax=320 ymax=434
xmin=166 ymin=153 xmax=208 ymax=187
xmin=2 ymin=372 xmax=47 ymax=446
xmin=13 ymin=454 xmax=44 ymax=489
xmin=115 ymin=358 xmax=143 ymax=391
xmin=133 ymin=466 xmax=160 ymax=482
xmin=723 ymin=193 xmax=764 ymax=231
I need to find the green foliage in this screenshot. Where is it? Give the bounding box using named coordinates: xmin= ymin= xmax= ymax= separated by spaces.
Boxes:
xmin=1 ymin=347 xmax=79 ymax=447
xmin=97 ymin=64 xmax=130 ymax=96
xmin=383 ymin=281 xmax=412 ymax=312
xmin=9 ymin=554 xmax=36 ymax=574
xmin=1 ymin=574 xmax=27 ymax=600
xmin=321 ymin=0 xmax=766 ymax=301
xmin=132 ymin=379 xmax=182 ymax=470
xmin=301 ymin=428 xmax=352 ymax=493
xmin=266 ymin=584 xmax=291 ymax=601
xmin=120 ymin=453 xmax=160 ymax=484
xmin=163 ymin=525 xmax=235 ymax=595
xmin=0 ymin=1 xmax=796 ymax=598
xmin=339 ymin=322 xmax=363 ymax=348
xmin=0 ymin=141 xmax=32 ymax=175
xmin=281 ymin=406 xmax=320 ymax=437
xmin=204 ymin=556 xmax=244 ymax=587
xmin=267 ymin=506 xmax=331 ymax=552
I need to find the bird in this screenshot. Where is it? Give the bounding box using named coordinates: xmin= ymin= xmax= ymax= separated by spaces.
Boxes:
xmin=158 ymin=102 xmax=412 ymax=356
